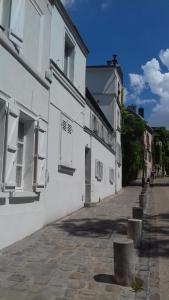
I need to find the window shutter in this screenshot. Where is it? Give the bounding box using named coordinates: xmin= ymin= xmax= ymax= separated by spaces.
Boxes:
xmin=0 ymin=0 xmax=4 ymax=29
xmin=9 ymin=0 xmax=25 ymax=47
xmin=34 ymin=119 xmax=47 ymax=192
xmin=4 ymin=104 xmax=19 ymax=191
xmin=0 ymin=0 xmax=10 ymax=30
xmin=60 ymin=115 xmax=73 ymax=167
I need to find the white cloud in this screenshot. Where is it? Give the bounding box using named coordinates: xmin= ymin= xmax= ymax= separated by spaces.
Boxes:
xmin=135 ymin=97 xmax=157 ymax=105
xmin=129 ymin=49 xmax=169 ymax=128
xmin=159 ymin=48 xmax=169 ymax=69
xmin=129 ymin=73 xmax=145 ymax=94
xmin=61 ymin=0 xmax=75 ymax=7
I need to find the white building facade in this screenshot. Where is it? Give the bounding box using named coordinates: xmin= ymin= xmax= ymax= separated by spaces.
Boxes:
xmin=86 ymin=58 xmax=123 ymax=193
xmin=0 ymin=0 xmax=122 ymax=249
xmin=0 ymin=0 xmax=52 ymax=249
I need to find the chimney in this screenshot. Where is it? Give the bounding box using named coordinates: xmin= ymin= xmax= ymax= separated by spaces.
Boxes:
xmin=127 ymin=105 xmax=136 ymax=113
xmin=107 ymin=54 xmax=118 ymax=66
xmin=138 ymin=107 xmax=144 ymax=118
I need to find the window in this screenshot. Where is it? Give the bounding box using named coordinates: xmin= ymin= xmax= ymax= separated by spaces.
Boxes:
xmin=64 ymin=34 xmax=75 ymax=82
xmin=0 ymin=0 xmax=11 ymax=31
xmin=95 ymin=160 xmax=103 ymax=181
xmin=23 ymin=0 xmax=43 ymax=70
xmin=1 ymin=104 xmax=47 ymax=192
xmin=0 ymin=0 xmax=25 ymax=48
xmin=91 ymin=114 xmax=98 ymax=134
xmin=109 ymin=168 xmax=114 ymax=184
xmin=16 ymin=121 xmax=25 ymax=188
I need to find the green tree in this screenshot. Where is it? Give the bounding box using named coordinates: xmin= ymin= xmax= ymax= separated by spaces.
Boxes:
xmin=153 ymin=127 xmax=169 ymax=175
xmin=121 ymin=107 xmax=145 ymax=185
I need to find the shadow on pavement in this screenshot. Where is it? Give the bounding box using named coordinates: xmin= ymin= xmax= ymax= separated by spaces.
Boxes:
xmin=139 ymin=212 xmax=169 ymax=258
xmin=48 ymin=218 xmax=127 ymax=239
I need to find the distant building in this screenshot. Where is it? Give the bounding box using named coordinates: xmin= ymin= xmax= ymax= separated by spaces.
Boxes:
xmin=127 ymin=106 xmax=153 ymax=182
xmin=86 ymin=55 xmax=123 ymax=192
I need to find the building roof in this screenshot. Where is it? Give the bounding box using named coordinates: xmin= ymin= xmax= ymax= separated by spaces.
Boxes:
xmin=86 ymin=88 xmax=114 ymax=132
xmin=50 ymin=0 xmax=89 ymax=57
xmin=87 ymin=64 xmax=123 ymax=84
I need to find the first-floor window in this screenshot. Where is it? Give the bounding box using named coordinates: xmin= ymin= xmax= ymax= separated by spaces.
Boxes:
xmin=16 ymin=121 xmax=25 ymax=188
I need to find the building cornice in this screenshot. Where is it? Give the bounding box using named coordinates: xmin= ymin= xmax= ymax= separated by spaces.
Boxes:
xmin=50 ymin=59 xmax=85 ymax=107
xmin=84 ymin=126 xmax=116 ymax=155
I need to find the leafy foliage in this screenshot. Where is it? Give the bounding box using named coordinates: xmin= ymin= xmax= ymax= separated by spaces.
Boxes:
xmin=153 ymin=127 xmax=169 ymax=175
xmin=121 ymin=106 xmax=145 ymax=185
xmin=131 ymin=276 xmax=144 ymax=292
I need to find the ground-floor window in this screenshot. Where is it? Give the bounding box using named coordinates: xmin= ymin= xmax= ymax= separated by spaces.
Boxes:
xmin=0 ymin=103 xmax=47 ymax=193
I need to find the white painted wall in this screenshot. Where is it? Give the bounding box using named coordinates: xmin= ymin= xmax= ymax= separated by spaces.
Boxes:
xmin=0 ymin=0 xmax=50 ymax=249
xmin=90 ymin=136 xmax=115 ymax=202
xmin=0 ymin=45 xmax=49 ymax=121
xmin=50 ymin=6 xmax=86 ymax=96
xmin=44 ymin=103 xmax=85 ymax=223
xmin=22 ymin=0 xmax=51 ymax=75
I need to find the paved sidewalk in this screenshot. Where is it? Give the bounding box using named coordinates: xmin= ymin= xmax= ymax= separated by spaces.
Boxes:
xmin=148 ymin=177 xmax=169 ymax=300
xmin=0 ymin=186 xmax=142 ymax=300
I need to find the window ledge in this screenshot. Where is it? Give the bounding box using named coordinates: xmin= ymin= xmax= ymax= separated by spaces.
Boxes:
xmin=9 ymin=191 xmax=39 ymax=204
xmin=58 ymin=165 xmax=76 ymax=176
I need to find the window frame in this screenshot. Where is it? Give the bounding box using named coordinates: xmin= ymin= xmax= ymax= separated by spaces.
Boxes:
xmin=64 ymin=33 xmax=75 ymax=82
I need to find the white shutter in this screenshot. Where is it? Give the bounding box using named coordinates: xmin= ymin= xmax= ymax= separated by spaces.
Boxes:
xmin=0 ymin=0 xmax=4 ymax=29
xmin=4 ymin=104 xmax=19 ymax=190
xmin=34 ymin=119 xmax=47 ymax=192
xmin=9 ymin=0 xmax=25 ymax=47
xmin=61 ymin=115 xmax=73 ymax=167
xmin=0 ymin=0 xmax=10 ymax=30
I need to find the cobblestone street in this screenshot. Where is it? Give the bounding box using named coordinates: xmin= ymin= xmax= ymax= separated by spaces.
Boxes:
xmin=0 ymin=180 xmax=168 ymax=300
xmin=0 ymin=186 xmax=142 ymax=300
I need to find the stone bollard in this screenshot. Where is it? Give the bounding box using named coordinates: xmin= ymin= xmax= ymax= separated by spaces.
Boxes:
xmin=127 ymin=219 xmax=142 ymax=248
xmin=132 ymin=207 xmax=143 ymax=219
xmin=139 ymin=194 xmax=146 ymax=208
xmin=114 ymin=238 xmax=135 ymax=286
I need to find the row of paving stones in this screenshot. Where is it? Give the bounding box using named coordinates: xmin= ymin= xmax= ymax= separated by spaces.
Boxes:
xmin=0 ymin=186 xmax=144 ymax=300
xmin=135 ymin=185 xmax=160 ymax=300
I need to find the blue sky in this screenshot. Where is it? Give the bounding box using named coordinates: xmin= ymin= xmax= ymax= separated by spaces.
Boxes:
xmin=61 ymin=0 xmax=169 ymax=128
